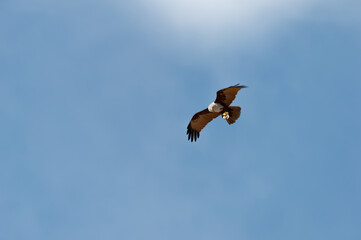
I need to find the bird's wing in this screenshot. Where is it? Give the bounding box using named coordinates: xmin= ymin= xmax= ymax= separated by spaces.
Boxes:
xmin=215 ymin=84 xmax=247 ymax=106
xmin=187 ymin=109 xmax=221 ymax=142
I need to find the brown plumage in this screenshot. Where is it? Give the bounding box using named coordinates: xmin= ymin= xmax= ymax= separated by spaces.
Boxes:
xmin=187 ymin=110 xmax=221 ymax=142
xmin=187 ymin=84 xmax=247 ymax=142
xmin=226 ymin=106 xmax=241 ymax=125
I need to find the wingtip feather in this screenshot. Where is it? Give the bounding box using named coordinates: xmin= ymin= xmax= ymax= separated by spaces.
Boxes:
xmin=230 ymin=84 xmax=248 ymax=89
xmin=187 ymin=124 xmax=200 ymax=142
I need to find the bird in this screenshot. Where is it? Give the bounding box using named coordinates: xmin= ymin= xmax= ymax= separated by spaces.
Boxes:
xmin=187 ymin=84 xmax=247 ymax=142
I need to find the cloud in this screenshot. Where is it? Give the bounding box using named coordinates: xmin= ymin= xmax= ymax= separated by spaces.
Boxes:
xmin=113 ymin=0 xmax=320 ymax=50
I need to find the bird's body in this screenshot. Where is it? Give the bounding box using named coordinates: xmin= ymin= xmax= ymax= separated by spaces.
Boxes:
xmin=187 ymin=84 xmax=247 ymax=142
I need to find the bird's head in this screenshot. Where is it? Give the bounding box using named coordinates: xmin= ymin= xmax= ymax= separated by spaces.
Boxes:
xmin=208 ymin=102 xmax=215 ymax=112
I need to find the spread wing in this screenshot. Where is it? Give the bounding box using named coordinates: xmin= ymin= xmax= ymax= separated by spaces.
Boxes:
xmin=187 ymin=109 xmax=221 ymax=142
xmin=215 ymin=84 xmax=247 ymax=106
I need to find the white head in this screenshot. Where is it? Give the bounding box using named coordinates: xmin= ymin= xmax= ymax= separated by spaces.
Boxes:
xmin=208 ymin=102 xmax=223 ymax=113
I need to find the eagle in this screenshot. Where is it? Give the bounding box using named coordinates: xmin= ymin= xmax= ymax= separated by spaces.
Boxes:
xmin=187 ymin=84 xmax=247 ymax=142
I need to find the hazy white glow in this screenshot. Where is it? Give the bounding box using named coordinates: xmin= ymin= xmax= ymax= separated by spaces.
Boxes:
xmin=133 ymin=0 xmax=318 ymax=47
xmin=150 ymin=0 xmax=286 ymax=30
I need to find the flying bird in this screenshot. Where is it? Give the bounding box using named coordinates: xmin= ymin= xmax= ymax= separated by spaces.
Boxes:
xmin=187 ymin=84 xmax=247 ymax=142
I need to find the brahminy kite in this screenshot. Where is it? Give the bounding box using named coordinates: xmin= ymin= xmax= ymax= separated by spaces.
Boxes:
xmin=187 ymin=84 xmax=247 ymax=142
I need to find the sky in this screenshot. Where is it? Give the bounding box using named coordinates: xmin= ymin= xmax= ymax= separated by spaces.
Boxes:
xmin=1 ymin=0 xmax=361 ymax=239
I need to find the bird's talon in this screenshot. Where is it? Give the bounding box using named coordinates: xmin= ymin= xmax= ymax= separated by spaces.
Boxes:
xmin=222 ymin=112 xmax=230 ymax=119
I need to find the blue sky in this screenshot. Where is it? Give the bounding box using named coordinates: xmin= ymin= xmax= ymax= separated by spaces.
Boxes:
xmin=1 ymin=0 xmax=361 ymax=239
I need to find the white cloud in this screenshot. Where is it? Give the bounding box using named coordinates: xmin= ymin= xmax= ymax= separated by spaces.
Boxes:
xmin=119 ymin=0 xmax=319 ymax=49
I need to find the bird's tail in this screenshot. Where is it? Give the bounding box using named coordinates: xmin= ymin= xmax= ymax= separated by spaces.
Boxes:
xmin=226 ymin=106 xmax=241 ymax=125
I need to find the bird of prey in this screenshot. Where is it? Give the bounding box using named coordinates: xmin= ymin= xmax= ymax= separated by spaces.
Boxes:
xmin=187 ymin=84 xmax=247 ymax=142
